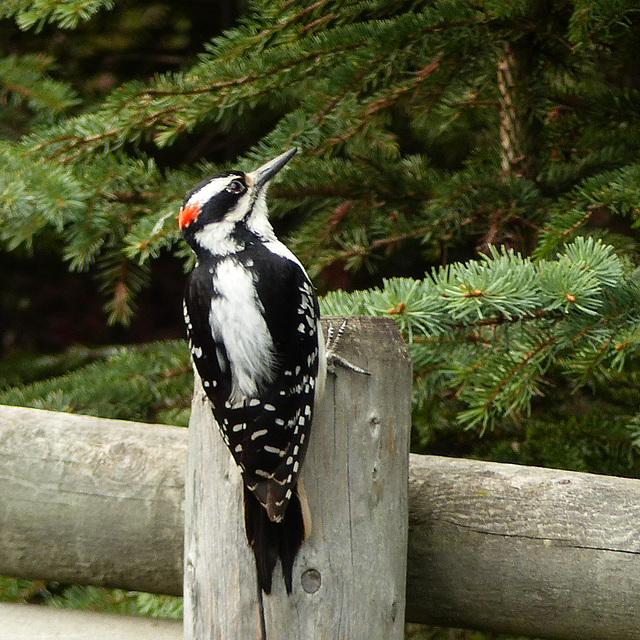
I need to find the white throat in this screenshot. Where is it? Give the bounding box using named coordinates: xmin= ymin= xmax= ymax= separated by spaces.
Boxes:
xmin=194 ymin=190 xmax=277 ymax=256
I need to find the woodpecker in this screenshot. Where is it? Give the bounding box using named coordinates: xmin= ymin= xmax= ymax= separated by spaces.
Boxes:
xmin=178 ymin=148 xmax=322 ymax=596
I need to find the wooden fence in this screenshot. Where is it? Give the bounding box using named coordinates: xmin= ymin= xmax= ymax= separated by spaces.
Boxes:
xmin=184 ymin=316 xmax=412 ymax=640
xmin=1 ymin=317 xmax=640 ymax=639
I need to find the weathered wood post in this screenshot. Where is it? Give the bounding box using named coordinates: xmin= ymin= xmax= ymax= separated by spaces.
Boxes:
xmin=184 ymin=316 xmax=412 ymax=639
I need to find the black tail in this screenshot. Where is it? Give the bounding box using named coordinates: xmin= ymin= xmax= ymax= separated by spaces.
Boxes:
xmin=243 ymin=485 xmax=306 ymax=594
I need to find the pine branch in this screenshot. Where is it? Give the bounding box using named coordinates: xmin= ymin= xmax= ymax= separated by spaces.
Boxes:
xmin=535 ymin=165 xmax=640 ymax=257
xmin=314 ymin=225 xmax=436 ymax=272
xmin=0 ymin=340 xmax=192 ymax=425
xmin=0 ymin=0 xmax=115 ymax=31
xmin=321 ymin=238 xmax=637 ymax=430
xmin=0 ymin=54 xmax=77 ymax=113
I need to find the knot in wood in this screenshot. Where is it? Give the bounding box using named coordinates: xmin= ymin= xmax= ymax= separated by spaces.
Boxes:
xmin=301 ymin=568 xmax=321 ymax=594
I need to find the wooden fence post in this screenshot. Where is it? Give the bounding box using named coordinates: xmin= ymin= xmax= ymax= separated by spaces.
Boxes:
xmin=183 ymin=316 xmax=413 ymax=640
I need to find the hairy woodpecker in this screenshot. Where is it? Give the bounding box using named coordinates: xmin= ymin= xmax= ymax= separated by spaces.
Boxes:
xmin=178 ymin=148 xmax=322 ymax=595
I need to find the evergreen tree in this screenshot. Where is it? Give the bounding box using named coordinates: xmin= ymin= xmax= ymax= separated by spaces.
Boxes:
xmin=2 ymin=0 xmax=640 ymax=469
xmin=2 ymin=1 xmax=640 ymax=635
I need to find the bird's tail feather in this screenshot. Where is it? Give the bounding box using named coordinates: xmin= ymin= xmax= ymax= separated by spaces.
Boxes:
xmin=243 ymin=484 xmax=307 ymax=594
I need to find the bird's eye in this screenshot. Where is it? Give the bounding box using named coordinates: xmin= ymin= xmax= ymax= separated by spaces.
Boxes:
xmin=226 ymin=179 xmax=246 ymax=195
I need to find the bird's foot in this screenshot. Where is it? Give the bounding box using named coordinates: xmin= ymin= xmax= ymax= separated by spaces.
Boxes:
xmin=325 ymin=319 xmax=371 ymax=376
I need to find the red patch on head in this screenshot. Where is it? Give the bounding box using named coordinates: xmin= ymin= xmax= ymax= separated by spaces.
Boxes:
xmin=178 ymin=201 xmax=200 ymax=230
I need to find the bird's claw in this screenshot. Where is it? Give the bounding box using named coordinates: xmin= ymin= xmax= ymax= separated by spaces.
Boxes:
xmin=325 ymin=319 xmax=371 ymax=376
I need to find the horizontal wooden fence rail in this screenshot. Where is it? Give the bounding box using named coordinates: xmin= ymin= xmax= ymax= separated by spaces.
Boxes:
xmin=407 ymin=455 xmax=640 ymax=640
xmin=2 ymin=403 xmax=640 ymax=639
xmin=0 ymin=404 xmax=186 ymax=596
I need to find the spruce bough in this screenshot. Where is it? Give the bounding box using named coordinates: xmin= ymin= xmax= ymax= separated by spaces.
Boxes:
xmin=2 ymin=1 xmax=640 ymax=472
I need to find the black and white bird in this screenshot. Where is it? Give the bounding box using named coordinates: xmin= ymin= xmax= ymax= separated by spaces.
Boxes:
xmin=178 ymin=148 xmax=323 ymax=595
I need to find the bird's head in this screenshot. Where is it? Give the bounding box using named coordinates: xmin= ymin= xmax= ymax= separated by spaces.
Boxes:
xmin=178 ymin=148 xmax=297 ymax=255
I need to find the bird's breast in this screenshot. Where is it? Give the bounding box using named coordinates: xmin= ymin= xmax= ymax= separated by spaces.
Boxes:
xmin=208 ymin=258 xmax=276 ymax=404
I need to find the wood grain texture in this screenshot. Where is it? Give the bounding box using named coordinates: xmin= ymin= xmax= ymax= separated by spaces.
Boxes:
xmin=184 ymin=316 xmax=413 ymax=640
xmin=0 ymin=404 xmax=185 ymax=595
xmin=407 ymin=454 xmax=640 ymax=640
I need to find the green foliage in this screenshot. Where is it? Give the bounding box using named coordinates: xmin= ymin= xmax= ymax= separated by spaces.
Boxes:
xmin=47 ymin=585 xmax=182 ymax=618
xmin=3 ymin=1 xmax=640 ymax=635
xmin=1 ymin=0 xmax=640 ymax=322
xmin=0 ymin=577 xmax=182 ymax=619
xmin=2 ymin=0 xmax=640 ymax=320
xmin=0 ymin=53 xmax=77 ymax=115
xmin=321 ymin=238 xmax=640 ymax=443
xmin=0 ymin=340 xmax=192 ymax=425
xmin=406 ymin=625 xmax=536 ymax=640
xmin=0 ymin=0 xmax=115 ymax=31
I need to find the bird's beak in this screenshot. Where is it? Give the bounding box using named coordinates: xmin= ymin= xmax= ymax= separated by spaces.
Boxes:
xmin=249 ymin=148 xmax=298 ymax=190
